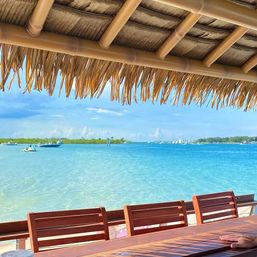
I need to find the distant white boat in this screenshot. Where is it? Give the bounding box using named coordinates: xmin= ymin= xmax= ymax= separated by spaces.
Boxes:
xmin=2 ymin=141 xmax=18 ymax=146
xmin=38 ymin=140 xmax=62 ymax=148
xmin=23 ymin=145 xmax=36 ymax=152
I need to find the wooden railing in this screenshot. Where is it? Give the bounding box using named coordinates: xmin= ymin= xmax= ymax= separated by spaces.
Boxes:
xmin=0 ymin=194 xmax=256 ymax=249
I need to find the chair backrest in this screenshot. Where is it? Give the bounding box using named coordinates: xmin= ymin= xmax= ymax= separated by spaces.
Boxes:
xmin=27 ymin=207 xmax=109 ymax=252
xmin=124 ymin=201 xmax=188 ymax=236
xmin=192 ymin=191 xmax=238 ymax=225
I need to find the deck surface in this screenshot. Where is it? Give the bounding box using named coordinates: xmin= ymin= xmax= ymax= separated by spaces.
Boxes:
xmin=34 ymin=215 xmax=257 ymax=257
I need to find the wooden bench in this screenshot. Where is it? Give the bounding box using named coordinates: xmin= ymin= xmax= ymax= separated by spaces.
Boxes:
xmin=0 ymin=194 xmax=256 ymax=249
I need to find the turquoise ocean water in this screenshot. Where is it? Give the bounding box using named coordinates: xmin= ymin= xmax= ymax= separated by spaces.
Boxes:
xmin=0 ymin=143 xmax=256 ymax=222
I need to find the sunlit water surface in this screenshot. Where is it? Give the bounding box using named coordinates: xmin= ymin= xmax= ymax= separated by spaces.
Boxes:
xmin=0 ymin=143 xmax=256 ymax=221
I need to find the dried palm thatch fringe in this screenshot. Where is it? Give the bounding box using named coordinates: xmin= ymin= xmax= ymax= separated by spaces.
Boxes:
xmin=1 ymin=43 xmax=257 ymax=111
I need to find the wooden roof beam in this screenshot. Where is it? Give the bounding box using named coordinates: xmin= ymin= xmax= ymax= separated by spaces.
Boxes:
xmin=157 ymin=13 xmax=201 ymax=59
xmin=27 ymin=0 xmax=55 ymax=36
xmin=0 ymin=23 xmax=257 ymax=83
xmin=99 ymin=0 xmax=142 ymax=48
xmin=204 ymin=26 xmax=248 ymax=67
xmin=242 ymin=55 xmax=257 ymax=73
xmin=159 ymin=0 xmax=257 ymax=31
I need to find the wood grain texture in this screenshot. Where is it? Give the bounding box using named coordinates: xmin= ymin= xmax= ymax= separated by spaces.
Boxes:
xmin=0 ymin=194 xmax=255 ymax=243
xmin=124 ymin=200 xmax=188 ymax=236
xmin=27 ymin=207 xmax=109 ymax=253
xmin=193 ymin=191 xmax=238 ymax=224
xmin=34 ymin=215 xmax=257 ymax=257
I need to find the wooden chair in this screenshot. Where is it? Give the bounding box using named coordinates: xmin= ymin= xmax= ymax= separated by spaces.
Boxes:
xmin=124 ymin=201 xmax=188 ymax=236
xmin=192 ymin=191 xmax=238 ymax=225
xmin=27 ymin=207 xmax=109 ymax=253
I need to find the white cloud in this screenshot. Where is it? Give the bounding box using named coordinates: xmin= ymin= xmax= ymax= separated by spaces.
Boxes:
xmin=86 ymin=107 xmax=124 ymax=116
xmin=149 ymin=128 xmax=163 ymax=140
xmin=49 ymin=128 xmax=63 ymax=138
xmin=64 ymin=128 xmax=74 ymax=138
xmin=81 ymin=126 xmax=90 ymax=138
xmin=90 ymin=116 xmax=100 ymax=120
xmin=81 ymin=126 xmax=99 ymax=138
xmin=172 ymin=113 xmax=181 ymax=117
xmin=49 ymin=127 xmax=75 ymax=138
xmin=154 ymin=128 xmax=161 ymax=139
xmin=49 ymin=114 xmax=64 ymax=118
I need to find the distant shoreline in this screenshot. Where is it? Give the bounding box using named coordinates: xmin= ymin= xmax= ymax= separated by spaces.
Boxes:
xmin=0 ymin=138 xmax=128 ymax=144
xmin=1 ymin=136 xmax=257 ymax=145
xmin=194 ymin=136 xmax=257 ymax=144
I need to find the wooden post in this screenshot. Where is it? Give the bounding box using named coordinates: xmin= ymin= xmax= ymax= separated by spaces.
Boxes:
xmin=123 ymin=206 xmax=135 ymax=236
xmin=250 ymin=205 xmax=256 ymax=216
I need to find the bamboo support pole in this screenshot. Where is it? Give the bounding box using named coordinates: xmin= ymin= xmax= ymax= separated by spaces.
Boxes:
xmin=204 ymin=26 xmax=248 ymax=67
xmin=27 ymin=0 xmax=55 ymax=36
xmin=242 ymin=55 xmax=257 ymax=73
xmin=99 ymin=0 xmax=142 ymax=48
xmin=159 ymin=0 xmax=257 ymax=31
xmin=156 ymin=13 xmax=201 ymax=59
xmin=0 ymin=23 xmax=257 ymax=83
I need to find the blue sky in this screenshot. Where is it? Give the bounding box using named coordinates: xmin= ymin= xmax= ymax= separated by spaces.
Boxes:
xmin=0 ymin=75 xmax=257 ymax=141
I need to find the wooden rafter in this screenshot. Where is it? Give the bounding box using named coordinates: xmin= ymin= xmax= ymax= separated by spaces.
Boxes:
xmin=204 ymin=26 xmax=248 ymax=67
xmin=242 ymin=55 xmax=257 ymax=73
xmin=99 ymin=0 xmax=142 ymax=48
xmin=156 ymin=13 xmax=201 ymax=59
xmin=27 ymin=0 xmax=55 ymax=36
xmin=1 ymin=23 xmax=257 ymax=83
xmin=159 ymin=0 xmax=257 ymax=31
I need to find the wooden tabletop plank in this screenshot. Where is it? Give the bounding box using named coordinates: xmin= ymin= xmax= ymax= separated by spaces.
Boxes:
xmin=35 ymin=215 xmax=257 ymax=257
xmin=207 ymin=248 xmax=257 ymax=257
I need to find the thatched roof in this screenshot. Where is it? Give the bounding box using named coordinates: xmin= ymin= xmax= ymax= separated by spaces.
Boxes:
xmin=1 ymin=0 xmax=257 ymax=109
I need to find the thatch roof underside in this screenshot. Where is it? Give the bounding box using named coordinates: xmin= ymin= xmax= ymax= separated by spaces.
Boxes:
xmin=1 ymin=0 xmax=257 ymax=109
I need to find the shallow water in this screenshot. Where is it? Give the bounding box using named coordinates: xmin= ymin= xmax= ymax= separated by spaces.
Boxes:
xmin=0 ymin=143 xmax=256 ymax=221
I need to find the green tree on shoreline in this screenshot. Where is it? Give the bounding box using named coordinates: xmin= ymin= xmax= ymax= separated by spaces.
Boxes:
xmin=194 ymin=136 xmax=257 ymax=144
xmin=0 ymin=138 xmax=128 ymax=144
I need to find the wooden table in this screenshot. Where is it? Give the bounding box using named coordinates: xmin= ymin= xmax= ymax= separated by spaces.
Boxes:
xmin=35 ymin=215 xmax=257 ymax=257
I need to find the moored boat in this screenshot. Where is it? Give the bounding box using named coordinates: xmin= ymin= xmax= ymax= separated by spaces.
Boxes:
xmin=23 ymin=145 xmax=37 ymax=152
xmin=38 ymin=140 xmax=62 ymax=148
xmin=2 ymin=141 xmax=18 ymax=146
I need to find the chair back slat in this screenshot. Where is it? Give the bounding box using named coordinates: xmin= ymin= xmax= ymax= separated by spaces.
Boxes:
xmin=37 ymin=224 xmax=105 ymax=238
xmin=192 ymin=191 xmax=238 ymax=224
xmin=135 ymin=223 xmax=185 ymax=235
xmin=36 ymin=213 xmax=102 ymax=228
xmin=27 ymin=207 xmax=109 ymax=253
xmin=202 ymin=203 xmax=236 ymax=213
xmin=200 ymin=197 xmax=234 ymax=208
xmin=30 ymin=208 xmax=102 ymax=218
xmin=124 ymin=201 xmax=188 ymax=236
xmin=132 ymin=207 xmax=181 ymax=219
xmin=129 ymin=201 xmax=184 ymax=210
xmin=38 ymin=233 xmax=106 ymax=248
